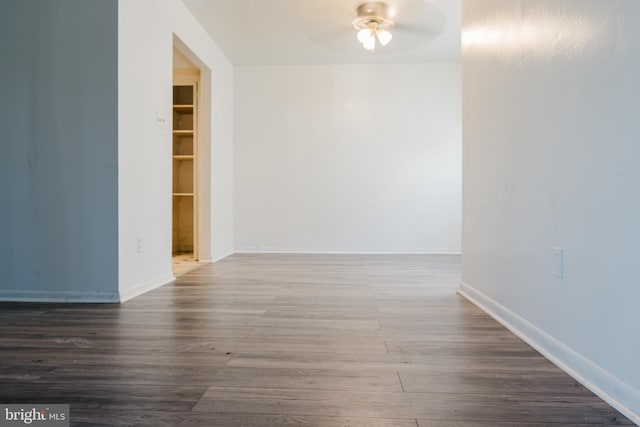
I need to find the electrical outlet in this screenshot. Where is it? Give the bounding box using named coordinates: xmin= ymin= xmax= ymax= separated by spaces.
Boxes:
xmin=553 ymin=246 xmax=564 ymax=278
xmin=137 ymin=237 xmax=143 ymax=254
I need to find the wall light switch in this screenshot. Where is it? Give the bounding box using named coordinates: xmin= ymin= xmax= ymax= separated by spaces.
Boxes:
xmin=155 ymin=112 xmax=168 ymax=129
xmin=137 ymin=236 xmax=143 ymax=254
xmin=553 ymin=246 xmax=564 ymax=278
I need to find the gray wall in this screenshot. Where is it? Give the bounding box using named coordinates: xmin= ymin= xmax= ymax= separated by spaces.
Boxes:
xmin=0 ymin=0 xmax=119 ymax=300
xmin=461 ymin=0 xmax=640 ymax=420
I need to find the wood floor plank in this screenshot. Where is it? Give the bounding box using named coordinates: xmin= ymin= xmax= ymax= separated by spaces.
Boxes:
xmin=0 ymin=254 xmax=633 ymax=426
xmin=385 ymin=340 xmax=542 ymax=358
xmin=35 ymin=364 xmax=225 ymax=386
xmin=398 ymin=370 xmax=591 ymax=396
xmin=210 ymin=367 xmax=404 ymax=392
xmin=12 ymin=384 xmax=208 ymax=412
xmin=252 ymin=318 xmax=381 ymax=330
xmin=226 ymin=351 xmax=561 ymax=373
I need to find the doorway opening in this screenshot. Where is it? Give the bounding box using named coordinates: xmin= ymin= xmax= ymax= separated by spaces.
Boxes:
xmin=172 ymin=41 xmax=211 ymax=276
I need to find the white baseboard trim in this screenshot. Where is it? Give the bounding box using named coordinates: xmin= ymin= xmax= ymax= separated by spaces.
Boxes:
xmin=118 ymin=274 xmax=175 ymax=303
xmin=458 ymin=282 xmax=640 ymax=426
xmin=211 ymin=251 xmax=234 ymax=262
xmin=233 ymin=250 xmax=462 ymax=256
xmin=0 ymin=290 xmax=119 ymax=303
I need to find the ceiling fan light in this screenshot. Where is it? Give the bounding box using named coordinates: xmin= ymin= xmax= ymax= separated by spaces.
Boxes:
xmin=377 ymin=29 xmax=393 ymax=46
xmin=362 ymin=36 xmax=376 ymax=50
xmin=357 ymin=28 xmax=374 ymax=44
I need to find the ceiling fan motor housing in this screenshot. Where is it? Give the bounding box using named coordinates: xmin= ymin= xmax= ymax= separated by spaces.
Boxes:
xmin=353 ymin=1 xmax=395 ymax=31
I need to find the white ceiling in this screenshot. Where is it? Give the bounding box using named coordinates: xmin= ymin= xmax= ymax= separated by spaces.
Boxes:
xmin=182 ymin=0 xmax=461 ymax=65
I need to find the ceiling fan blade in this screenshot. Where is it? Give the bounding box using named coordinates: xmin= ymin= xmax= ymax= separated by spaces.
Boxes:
xmin=302 ymin=0 xmax=362 ymax=52
xmin=390 ymin=0 xmax=446 ymax=36
xmin=395 ymin=21 xmax=444 ymax=37
xmin=306 ymin=28 xmax=354 ymax=46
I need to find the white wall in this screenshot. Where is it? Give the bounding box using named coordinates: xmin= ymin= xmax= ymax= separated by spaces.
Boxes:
xmin=460 ymin=0 xmax=640 ymax=422
xmin=118 ymin=0 xmax=234 ymax=300
xmin=0 ymin=0 xmax=119 ymax=301
xmin=234 ymin=63 xmax=461 ymax=253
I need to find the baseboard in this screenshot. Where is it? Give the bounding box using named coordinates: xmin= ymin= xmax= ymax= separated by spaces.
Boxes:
xmin=458 ymin=282 xmax=640 ymax=426
xmin=233 ymin=249 xmax=462 ymax=256
xmin=118 ymin=274 xmax=175 ymax=303
xmin=0 ymin=290 xmax=120 ymax=303
xmin=211 ymin=251 xmax=234 ymax=262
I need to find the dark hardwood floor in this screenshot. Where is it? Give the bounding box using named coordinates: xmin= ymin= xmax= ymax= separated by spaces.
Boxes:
xmin=0 ymin=254 xmax=633 ymax=426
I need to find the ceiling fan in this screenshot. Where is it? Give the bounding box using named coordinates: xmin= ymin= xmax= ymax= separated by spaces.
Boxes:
xmin=304 ymin=0 xmax=445 ymax=54
xmin=352 ymin=2 xmax=395 ymax=51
